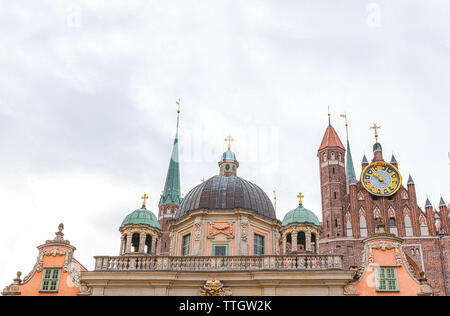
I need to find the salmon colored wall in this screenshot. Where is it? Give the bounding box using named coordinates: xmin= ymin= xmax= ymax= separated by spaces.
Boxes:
xmin=177 ymin=225 xmax=193 ymax=256
xmin=206 ymin=222 xmax=234 ymax=256
xmin=352 ymin=241 xmax=422 ymax=296
xmin=250 ymin=225 xmax=271 ymax=255
xmin=13 ymin=246 xmax=85 ymax=296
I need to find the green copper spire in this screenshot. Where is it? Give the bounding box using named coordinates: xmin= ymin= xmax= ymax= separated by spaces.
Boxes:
xmin=159 ymin=101 xmax=182 ymax=207
xmin=341 ymin=113 xmax=357 ymax=185
xmin=346 ymin=139 xmax=357 ymax=184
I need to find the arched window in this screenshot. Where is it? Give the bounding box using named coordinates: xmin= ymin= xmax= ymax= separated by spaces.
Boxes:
xmin=145 ymin=235 xmax=152 ymax=254
xmin=388 ymin=208 xmax=397 ymax=235
xmin=297 ymin=232 xmax=306 ymax=252
xmin=331 ymin=152 xmax=335 ymax=160
xmin=419 ymin=216 xmax=429 ymax=236
xmin=404 ymin=214 xmax=413 ymax=237
xmin=346 ymin=217 xmax=353 ymax=237
xmin=286 ymin=233 xmax=292 ymax=254
xmin=132 ymin=233 xmax=140 ymax=252
xmin=360 ymin=215 xmax=368 ymax=237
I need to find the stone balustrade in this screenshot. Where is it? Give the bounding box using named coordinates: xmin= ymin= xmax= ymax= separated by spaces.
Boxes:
xmin=94 ymin=255 xmax=343 ymax=272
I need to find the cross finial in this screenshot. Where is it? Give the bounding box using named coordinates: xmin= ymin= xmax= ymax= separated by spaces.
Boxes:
xmin=141 ymin=194 xmax=149 ymax=207
xmin=225 ymin=135 xmax=234 ymax=150
xmin=370 ymin=123 xmax=381 ymax=142
xmin=297 ymin=192 xmax=305 ymax=205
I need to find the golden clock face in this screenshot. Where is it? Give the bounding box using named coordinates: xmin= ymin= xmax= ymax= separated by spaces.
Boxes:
xmin=361 ymin=161 xmax=402 ymax=197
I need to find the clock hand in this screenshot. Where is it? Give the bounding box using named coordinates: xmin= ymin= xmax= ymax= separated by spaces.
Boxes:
xmin=373 ymin=172 xmax=384 ymax=182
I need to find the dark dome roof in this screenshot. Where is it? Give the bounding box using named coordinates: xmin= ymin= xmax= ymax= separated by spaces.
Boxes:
xmin=175 ymin=175 xmax=277 ymax=220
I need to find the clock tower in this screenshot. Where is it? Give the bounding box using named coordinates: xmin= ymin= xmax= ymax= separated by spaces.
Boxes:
xmin=318 ymin=118 xmax=449 ymax=296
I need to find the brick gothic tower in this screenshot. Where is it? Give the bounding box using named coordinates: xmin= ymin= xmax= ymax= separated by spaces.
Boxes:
xmin=317 ymin=117 xmax=346 ymax=239
xmin=158 ymin=104 xmax=182 ymax=255
xmin=318 ymin=120 xmax=450 ymax=295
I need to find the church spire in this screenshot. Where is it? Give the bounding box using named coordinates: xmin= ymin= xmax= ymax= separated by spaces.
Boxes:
xmin=341 ymin=114 xmax=357 ymax=186
xmin=159 ymin=100 xmax=182 ymax=207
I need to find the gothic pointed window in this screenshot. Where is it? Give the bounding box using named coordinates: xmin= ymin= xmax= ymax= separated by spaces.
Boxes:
xmin=360 ymin=214 xmax=368 ymax=238
xmin=390 ymin=217 xmax=397 ymax=235
xmin=404 ymin=213 xmax=413 ymax=237
xmin=420 ymin=216 xmax=429 ymax=236
xmin=345 ymin=213 xmax=353 ymax=238
xmin=389 ymin=208 xmax=397 ymax=235
xmin=357 ymin=191 xmax=364 ymax=201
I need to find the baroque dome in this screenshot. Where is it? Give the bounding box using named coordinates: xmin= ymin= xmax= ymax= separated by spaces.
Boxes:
xmin=121 ymin=207 xmax=161 ymax=230
xmin=282 ymin=204 xmax=320 ymax=227
xmin=175 ymin=175 xmax=277 ymax=220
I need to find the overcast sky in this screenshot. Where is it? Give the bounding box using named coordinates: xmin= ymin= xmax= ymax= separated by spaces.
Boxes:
xmin=1 ymin=1 xmax=449 ymax=288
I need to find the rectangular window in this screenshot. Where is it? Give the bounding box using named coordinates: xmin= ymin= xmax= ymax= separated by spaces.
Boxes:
xmin=376 ymin=267 xmax=399 ymax=292
xmin=40 ymin=268 xmax=61 ymax=292
xmin=182 ymin=234 xmax=191 ymax=256
xmin=253 ymin=234 xmax=265 ymax=256
xmin=213 ymin=245 xmax=229 ymax=256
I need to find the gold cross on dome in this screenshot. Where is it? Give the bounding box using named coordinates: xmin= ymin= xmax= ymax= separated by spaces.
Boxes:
xmin=370 ymin=123 xmax=381 ymax=142
xmin=225 ymin=135 xmax=234 ymax=149
xmin=297 ymin=192 xmax=305 ymax=205
xmin=141 ymin=194 xmax=149 ymax=207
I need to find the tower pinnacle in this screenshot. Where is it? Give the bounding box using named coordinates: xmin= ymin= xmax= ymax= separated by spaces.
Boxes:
xmin=341 ymin=113 xmax=357 ymax=187
xmin=159 ymin=101 xmax=182 ymax=207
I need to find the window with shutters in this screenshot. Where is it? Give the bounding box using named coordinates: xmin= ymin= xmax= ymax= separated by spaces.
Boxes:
xmin=375 ymin=267 xmax=399 ymax=292
xmin=40 ymin=268 xmax=61 ymax=292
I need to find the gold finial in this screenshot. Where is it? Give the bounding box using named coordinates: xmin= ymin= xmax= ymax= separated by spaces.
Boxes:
xmin=370 ymin=123 xmax=381 ymax=142
xmin=297 ymin=192 xmax=305 ymax=205
xmin=340 ymin=113 xmax=349 ymax=141
xmin=225 ymin=135 xmax=234 ymax=150
xmin=176 ymin=99 xmax=181 ymax=113
xmin=328 ymin=106 xmax=331 ymax=126
xmin=141 ymin=194 xmax=149 ymax=207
